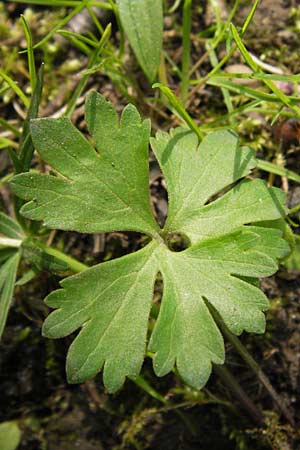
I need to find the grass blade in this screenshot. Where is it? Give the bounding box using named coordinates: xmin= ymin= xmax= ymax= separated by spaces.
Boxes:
xmin=256 ymin=159 xmax=300 ymax=183
xmin=0 ymin=69 xmax=29 ymax=108
xmin=206 ymin=42 xmax=234 ymax=120
xmin=64 ymin=23 xmax=112 ymax=117
xmin=19 ymin=64 xmax=44 ymax=171
xmin=31 ymin=1 xmax=88 ymax=50
xmin=230 ymin=23 xmax=300 ymax=116
xmin=181 ymin=0 xmax=192 ymax=104
xmin=0 ymin=253 xmax=20 ymax=340
xmin=13 ymin=0 xmax=113 ymax=7
xmin=195 ymin=0 xmax=261 ymax=88
xmin=207 ymin=78 xmax=300 ymax=104
xmin=153 ymin=83 xmax=204 ymax=140
xmin=20 ymin=15 xmax=37 ymax=92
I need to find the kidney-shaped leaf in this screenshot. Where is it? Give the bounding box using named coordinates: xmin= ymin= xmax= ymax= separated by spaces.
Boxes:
xmin=11 ymin=92 xmax=289 ymax=391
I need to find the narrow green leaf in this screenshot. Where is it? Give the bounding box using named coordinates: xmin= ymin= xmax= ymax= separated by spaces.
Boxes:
xmin=0 ymin=213 xmax=24 ymax=239
xmin=206 ymin=42 xmax=234 ymax=119
xmin=203 ymin=72 xmax=300 ymax=83
xmin=31 ymin=1 xmax=88 ymax=50
xmin=256 ymin=159 xmax=300 ymax=183
xmin=13 ymin=0 xmax=112 ymax=7
xmin=116 ymin=0 xmax=163 ymax=82
xmin=64 ymin=23 xmax=111 ymax=117
xmin=20 ymin=15 xmax=37 ymax=92
xmin=230 ymin=22 xmax=300 ymax=117
xmin=153 ymin=84 xmax=204 ymax=140
xmin=0 ymin=248 xmax=18 ymax=264
xmin=194 ymin=0 xmax=260 ymax=88
xmin=181 ymin=0 xmax=192 ymax=103
xmin=19 ymin=63 xmax=44 ymax=172
xmin=241 ymin=0 xmax=259 ymax=35
xmin=207 ymin=78 xmax=300 ymax=104
xmin=0 ymin=69 xmax=29 ymax=108
xmin=0 ymin=253 xmax=20 ymax=339
xmin=0 ymin=137 xmax=18 ymax=150
xmin=7 ymin=149 xmax=22 ymax=173
xmin=0 ymin=118 xmax=21 ymax=137
xmin=15 ymin=268 xmax=37 ymax=286
xmin=57 ymin=31 xmax=92 ymax=55
xmin=58 ymin=29 xmax=98 ymax=48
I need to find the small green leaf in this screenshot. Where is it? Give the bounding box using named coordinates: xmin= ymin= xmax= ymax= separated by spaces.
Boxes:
xmin=0 ymin=213 xmax=24 ymax=239
xmin=0 ymin=253 xmax=20 ymax=339
xmin=116 ymin=0 xmax=163 ymax=82
xmin=11 ymin=93 xmax=289 ymax=391
xmin=0 ymin=421 xmax=22 ymax=450
xmin=15 ymin=268 xmax=37 ymax=286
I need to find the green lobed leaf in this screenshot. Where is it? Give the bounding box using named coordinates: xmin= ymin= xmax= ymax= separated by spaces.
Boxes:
xmin=151 ymin=128 xmax=286 ymax=244
xmin=116 ymin=0 xmax=163 ymax=82
xmin=43 ymin=240 xmax=159 ymax=392
xmin=150 ymin=226 xmax=288 ymax=388
xmin=11 ymin=92 xmax=289 ymax=391
xmin=11 ymin=92 xmax=159 ymax=237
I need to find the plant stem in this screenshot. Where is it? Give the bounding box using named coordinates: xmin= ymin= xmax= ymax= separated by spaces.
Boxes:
xmin=0 ymin=237 xmax=22 ymax=248
xmin=289 ymin=203 xmax=300 ymax=215
xmin=181 ymin=0 xmax=192 ymax=104
xmin=134 ymin=373 xmax=196 ymax=435
xmin=153 ymin=83 xmax=204 ymax=140
xmin=206 ymin=42 xmax=234 ymax=123
xmin=210 ymin=305 xmax=295 ymax=427
xmin=42 ymin=246 xmax=88 ymax=273
xmin=213 ymin=364 xmax=264 ymax=426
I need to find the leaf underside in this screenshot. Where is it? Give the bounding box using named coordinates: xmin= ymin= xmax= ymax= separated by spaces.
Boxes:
xmin=11 ymin=91 xmax=289 ymax=392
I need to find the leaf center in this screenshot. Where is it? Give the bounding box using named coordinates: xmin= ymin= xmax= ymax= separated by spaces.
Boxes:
xmin=164 ymin=232 xmax=191 ymax=252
